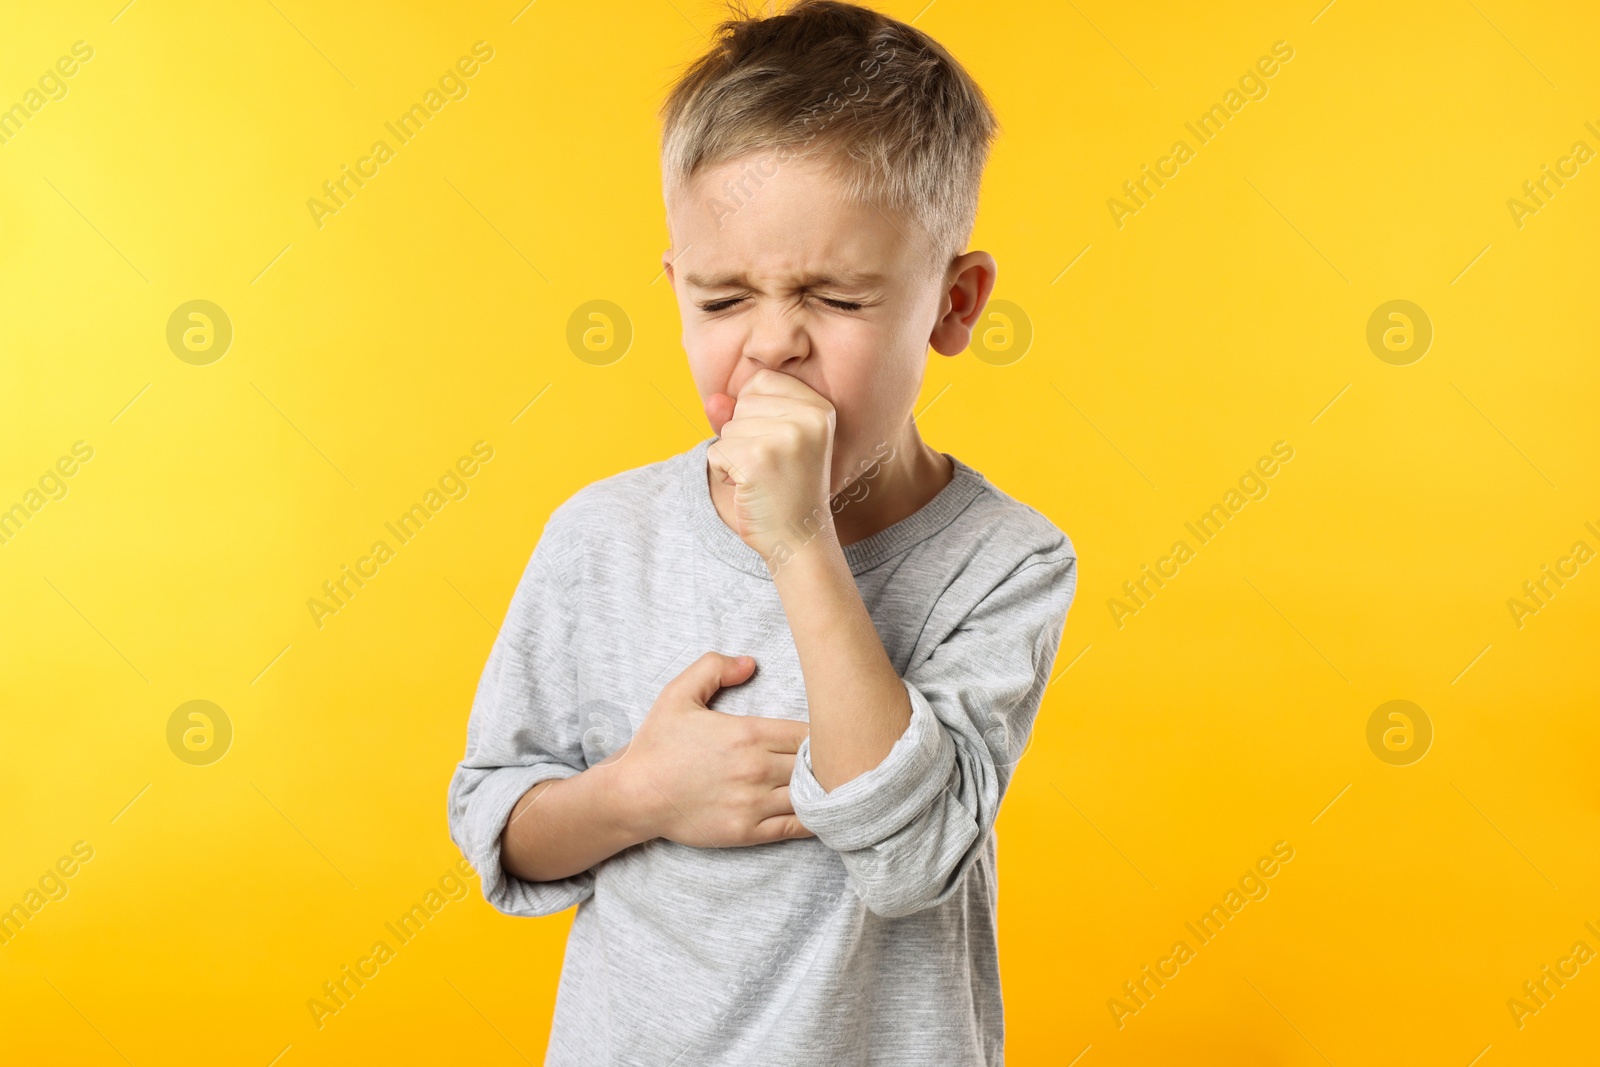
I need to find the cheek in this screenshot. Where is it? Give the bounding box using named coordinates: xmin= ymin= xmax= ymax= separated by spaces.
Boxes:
xmin=866 ymin=322 xmax=927 ymax=398
xmin=828 ymin=331 xmax=914 ymax=459
xmin=815 ymin=326 xmax=882 ymax=408
xmin=682 ymin=320 xmax=740 ymax=389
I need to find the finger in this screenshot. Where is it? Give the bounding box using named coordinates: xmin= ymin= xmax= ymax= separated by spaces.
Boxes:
xmin=705 ymin=392 xmax=736 ymax=435
xmin=722 ymin=392 xmax=811 ymax=420
xmin=668 ymin=651 xmax=756 ymax=708
xmin=760 ymin=783 xmax=798 ymax=818
xmin=747 ymin=717 xmax=810 ymax=753
xmin=740 ymin=368 xmax=823 ymax=403
xmin=754 ymin=812 xmax=815 ymax=842
xmin=755 ymin=753 xmax=797 ymax=792
xmin=706 ymin=439 xmax=750 ymax=488
xmin=720 ymin=407 xmax=836 ymax=447
xmin=714 ymin=415 xmax=808 ymax=440
xmin=737 ymin=373 xmax=835 ymax=428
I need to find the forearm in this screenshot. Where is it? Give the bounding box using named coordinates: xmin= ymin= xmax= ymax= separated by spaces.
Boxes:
xmin=772 ymin=532 xmax=911 ymax=791
xmin=499 ymin=757 xmax=654 ymax=882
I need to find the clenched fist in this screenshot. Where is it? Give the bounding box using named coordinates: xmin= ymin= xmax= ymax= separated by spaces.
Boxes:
xmin=705 ymin=368 xmax=837 ymax=567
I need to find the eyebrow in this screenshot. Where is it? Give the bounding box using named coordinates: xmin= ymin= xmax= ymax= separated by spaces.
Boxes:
xmin=682 ymin=268 xmax=886 ymax=290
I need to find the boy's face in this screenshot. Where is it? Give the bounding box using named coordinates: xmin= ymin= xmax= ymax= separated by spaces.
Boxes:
xmin=662 ymin=153 xmax=988 ymax=494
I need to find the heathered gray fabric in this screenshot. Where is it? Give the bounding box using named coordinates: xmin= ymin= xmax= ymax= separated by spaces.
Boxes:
xmin=447 ymin=436 xmax=1077 ymax=1067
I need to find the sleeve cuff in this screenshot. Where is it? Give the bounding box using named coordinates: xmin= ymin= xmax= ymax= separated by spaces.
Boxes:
xmin=459 ymin=763 xmax=594 ymax=917
xmin=789 ymin=679 xmax=957 ymax=852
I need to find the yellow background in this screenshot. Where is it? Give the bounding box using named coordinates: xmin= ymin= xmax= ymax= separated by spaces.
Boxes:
xmin=2 ymin=1 xmax=1596 ymax=1063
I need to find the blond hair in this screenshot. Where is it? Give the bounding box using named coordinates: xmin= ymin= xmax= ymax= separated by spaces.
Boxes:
xmin=659 ymin=0 xmax=999 ymax=267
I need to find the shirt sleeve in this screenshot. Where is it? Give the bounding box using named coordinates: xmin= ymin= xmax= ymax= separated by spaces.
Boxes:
xmin=788 ymin=545 xmax=1077 ymax=918
xmin=446 ymin=527 xmax=593 ymax=917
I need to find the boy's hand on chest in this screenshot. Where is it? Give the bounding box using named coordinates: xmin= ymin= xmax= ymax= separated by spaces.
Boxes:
xmin=607 ymin=649 xmax=816 ymax=849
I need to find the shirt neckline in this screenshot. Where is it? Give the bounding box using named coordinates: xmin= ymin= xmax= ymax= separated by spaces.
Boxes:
xmin=680 ymin=436 xmax=988 ymax=580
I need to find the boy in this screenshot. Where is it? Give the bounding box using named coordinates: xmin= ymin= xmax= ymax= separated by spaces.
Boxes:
xmin=447 ymin=2 xmax=1077 ymax=1063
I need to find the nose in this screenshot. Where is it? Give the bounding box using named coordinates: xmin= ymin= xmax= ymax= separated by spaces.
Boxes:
xmin=742 ymin=299 xmax=809 ymax=372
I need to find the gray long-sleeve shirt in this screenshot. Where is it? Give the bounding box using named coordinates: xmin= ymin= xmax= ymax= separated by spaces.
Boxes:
xmin=447 ymin=436 xmax=1077 ymax=1066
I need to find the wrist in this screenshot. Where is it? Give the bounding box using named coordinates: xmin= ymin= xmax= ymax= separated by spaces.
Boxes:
xmin=596 ymin=754 xmax=664 ymax=846
xmin=768 ymin=512 xmax=843 ymax=575
xmin=770 ymin=522 xmax=848 ymax=586
xmin=758 ymin=495 xmax=837 ymax=566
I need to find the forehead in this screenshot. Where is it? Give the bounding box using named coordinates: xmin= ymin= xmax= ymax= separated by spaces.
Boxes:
xmin=667 ymin=154 xmax=913 ymax=286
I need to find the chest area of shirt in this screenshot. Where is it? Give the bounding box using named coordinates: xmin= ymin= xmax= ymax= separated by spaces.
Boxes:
xmin=614 ymin=555 xmax=931 ymax=725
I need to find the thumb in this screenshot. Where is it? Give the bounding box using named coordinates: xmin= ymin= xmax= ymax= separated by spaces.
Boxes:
xmin=675 ymin=650 xmax=756 ymax=708
xmin=705 ymin=392 xmax=736 ymax=435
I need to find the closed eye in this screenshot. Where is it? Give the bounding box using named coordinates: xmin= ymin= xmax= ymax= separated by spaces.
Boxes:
xmin=697 ymin=294 xmax=870 ymax=310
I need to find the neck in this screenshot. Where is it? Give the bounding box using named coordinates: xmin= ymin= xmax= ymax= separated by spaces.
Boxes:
xmin=831 ymin=420 xmax=952 ymax=547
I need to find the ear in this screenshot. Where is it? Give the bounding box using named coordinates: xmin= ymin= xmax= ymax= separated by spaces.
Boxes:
xmin=928 ymin=251 xmax=998 ymax=357
xmin=664 ymin=249 xmax=688 ymax=353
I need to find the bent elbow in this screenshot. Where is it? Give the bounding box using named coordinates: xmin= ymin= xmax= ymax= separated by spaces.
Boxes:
xmin=845 ymin=819 xmax=984 ymax=919
xmin=858 ymin=883 xmax=940 ymax=919
xmin=852 ymin=862 xmax=968 ymax=918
